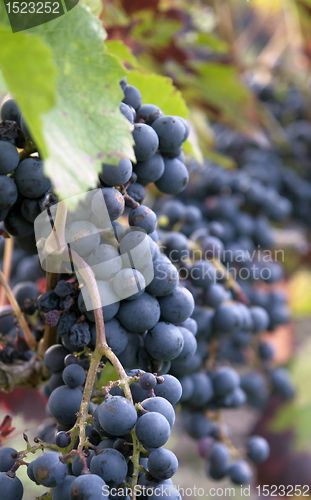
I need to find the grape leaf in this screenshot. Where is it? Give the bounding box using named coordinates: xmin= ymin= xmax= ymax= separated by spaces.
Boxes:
xmin=0 ymin=25 xmax=57 ymax=157
xmin=106 ymin=40 xmax=139 ymax=68
xmin=29 ymin=5 xmax=135 ymax=206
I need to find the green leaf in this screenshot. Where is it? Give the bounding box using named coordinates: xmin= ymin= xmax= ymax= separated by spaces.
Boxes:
xmin=0 ymin=25 xmax=57 ymax=157
xmin=132 ymin=10 xmax=181 ymax=48
xmin=97 ymin=362 xmax=119 ymax=390
xmin=271 ymin=337 xmax=311 ymax=450
xmin=106 ymin=40 xmax=139 ymax=68
xmin=30 ymin=5 xmax=135 ymax=206
xmin=288 ymin=268 xmax=311 ymax=318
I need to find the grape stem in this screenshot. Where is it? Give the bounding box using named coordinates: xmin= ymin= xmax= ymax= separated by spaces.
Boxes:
xmin=210 ymin=258 xmax=249 ymax=305
xmin=0 ymin=269 xmax=37 ymax=351
xmin=0 ymin=236 xmax=14 ymax=307
xmin=18 ymin=139 xmax=37 ymax=161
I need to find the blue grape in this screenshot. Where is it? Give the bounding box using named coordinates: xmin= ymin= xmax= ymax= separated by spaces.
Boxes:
xmin=0 ymin=141 xmax=19 ymax=174
xmin=162 ymin=199 xmax=185 ymax=225
xmin=72 ymin=451 xmax=94 ymax=476
xmin=69 ymin=322 xmax=91 ymax=348
xmin=14 ymin=158 xmax=51 ymax=198
xmin=212 ymin=367 xmax=240 ymax=397
xmin=221 ymin=387 xmax=246 ymax=408
xmin=38 ymin=290 xmax=60 ymax=313
xmin=27 ymin=461 xmax=40 ymax=484
xmin=90 ymin=448 xmax=127 ymax=486
xmin=139 ymin=372 xmax=157 ymax=391
xmin=51 ymin=475 xmax=75 ymax=500
xmin=66 ymin=221 xmax=100 ymax=257
xmin=146 ymin=260 xmax=179 ymax=297
xmin=133 ymin=123 xmax=159 ymax=162
xmin=258 ymin=341 xmax=274 ymax=361
xmin=118 ymin=292 xmax=160 ymax=333
xmin=69 ymin=474 xmax=108 ymax=500
xmin=12 ymin=281 xmax=39 ymax=307
xmin=179 ymin=376 xmax=194 ymax=403
xmin=209 ymin=443 xmax=230 ymax=469
xmin=134 ymin=153 xmax=165 ymax=186
xmin=120 ymin=102 xmax=135 ymax=123
xmin=229 ymin=460 xmax=252 ymax=485
xmin=152 ymin=116 xmax=186 ymax=152
xmin=0 ymin=176 xmax=18 ymax=210
xmin=62 ymin=364 xmax=85 ymax=388
xmin=155 ymin=158 xmax=189 ymax=195
xmin=203 ymin=283 xmax=228 ymax=308
xmin=90 ymin=318 xmax=129 ymax=355
xmin=126 ymin=183 xmax=146 ymax=204
xmin=173 ymin=326 xmax=197 ymax=363
xmin=148 ymin=484 xmax=181 ymax=500
xmin=92 ymin=187 xmax=124 ymax=222
xmin=100 ymin=159 xmax=132 ymax=187
xmin=246 ymin=435 xmax=270 ymax=463
xmin=55 ymin=431 xmax=71 ymax=448
xmin=21 ymin=198 xmax=41 ymax=222
xmin=183 ymin=412 xmax=212 ymax=439
xmin=112 ymin=268 xmax=145 ymax=301
xmin=135 ymin=412 xmax=171 ymax=449
xmin=0 ymin=447 xmax=18 ymax=472
xmin=145 ymin=322 xmax=184 ymax=362
xmin=202 ymin=236 xmax=224 ymax=259
xmin=129 ymin=205 xmax=157 ymax=234
xmin=44 ymin=345 xmax=70 ymax=373
xmin=154 ymin=374 xmax=182 ymax=405
xmin=148 ymin=448 xmax=178 ymax=480
xmin=190 ymin=260 xmax=217 ymax=288
xmin=177 ymin=317 xmax=197 ymax=336
xmin=136 ymin=104 xmax=163 ymax=125
xmin=270 ymin=367 xmax=295 ymax=399
xmin=140 ymin=396 xmax=175 ymax=428
xmin=32 ymin=452 xmax=67 ymax=487
xmin=77 ymin=282 xmax=120 ymax=323
xmin=213 ymin=304 xmax=243 ymax=334
xmin=0 ymin=472 xmax=23 ymax=499
xmin=158 ymin=286 xmax=194 ymax=323
xmin=0 ymin=207 xmax=9 ymax=221
xmin=163 ymin=232 xmax=189 ymax=261
xmin=1 ymin=99 xmax=21 ymax=124
xmin=57 ymin=313 xmax=77 ymax=337
xmin=187 ymin=373 xmax=214 ymax=408
xmin=122 ymin=85 xmax=142 ymax=110
xmin=48 ymin=386 xmax=83 ymax=425
xmin=98 ymin=396 xmax=137 ymax=436
xmin=207 ymin=463 xmax=228 ymax=481
xmin=250 ymin=306 xmax=269 ymax=333
xmin=87 ymin=244 xmax=122 ymax=281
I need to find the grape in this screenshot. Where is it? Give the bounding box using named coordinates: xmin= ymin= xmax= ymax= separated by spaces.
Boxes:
xmin=133 ymin=153 xmax=165 ymax=186
xmin=0 ymin=447 xmax=18 ymax=472
xmin=0 ymin=472 xmax=23 ymax=500
xmin=250 ymin=306 xmax=269 ymax=333
xmin=183 ymin=412 xmax=212 ymax=439
xmin=38 ymin=290 xmax=60 ymax=313
xmin=203 ymin=283 xmax=228 ymax=308
xmin=51 ymin=475 xmax=75 ymax=500
xmin=177 ymin=317 xmax=197 ymax=336
xmin=148 ymin=484 xmax=181 ymax=500
xmin=246 ymin=435 xmax=270 ymax=464
xmin=258 ymin=341 xmax=274 ymax=360
xmin=133 ymin=123 xmax=159 ymax=162
xmin=209 ymin=443 xmax=230 ymax=468
xmin=173 ymin=326 xmax=197 ymax=363
xmin=155 ymin=158 xmax=189 ymax=195
xmin=120 ymin=102 xmax=135 ymax=123
xmin=145 ymin=322 xmax=184 ymax=362
xmin=118 ymin=292 xmax=160 ymax=333
xmin=158 ymin=286 xmax=195 ymax=323
xmin=66 ymin=221 xmax=100 ymax=257
xmin=154 ymin=374 xmax=182 ymax=405
xmin=118 ymin=332 xmax=142 ymax=370
xmin=62 ymin=364 xmax=85 ymax=388
xmin=270 ymin=367 xmax=295 ymax=399
xmin=69 ymin=322 xmax=91 ymax=348
xmin=27 ymin=461 xmax=40 ymax=484
xmin=72 ymin=451 xmax=94 ymax=476
xmin=0 ymin=141 xmax=19 ymax=175
xmin=208 ymin=463 xmax=228 ymax=481
xmin=69 ymin=474 xmax=108 ymax=500
xmin=213 ymin=304 xmax=243 ymax=334
xmin=187 ymin=373 xmax=214 ymax=408
xmin=146 ymin=259 xmax=179 ymax=297
xmin=32 ymin=451 xmax=67 ymax=487
xmin=0 ymin=176 xmax=18 ymax=210
xmin=55 ymin=431 xmax=71 ymax=448
xmin=229 ymin=460 xmax=252 ymax=485
xmin=12 ymin=281 xmax=39 ymax=307
xmin=212 ymin=367 xmax=240 ymax=397
xmin=14 ymin=158 xmax=51 ymax=198
xmin=98 ymin=396 xmax=137 ymax=436
xmin=21 ymin=198 xmax=40 ymax=223
xmin=92 ymin=187 xmax=124 ymax=222
xmin=0 ymin=207 xmax=9 ymax=221
xmin=57 ymin=313 xmax=77 ymax=337
xmin=86 ymin=244 xmax=122 ymax=281
xmin=148 ymin=448 xmax=178 ymax=480
xmin=162 ymin=199 xmax=185 ymax=225
xmin=183 ymin=205 xmax=202 ymax=225
xmin=1 ymin=99 xmax=21 ymax=124
xmin=122 ymin=85 xmax=142 ymax=110
xmin=136 ymin=103 xmax=163 ymax=125
xmin=119 ymin=230 xmax=152 ymax=273
xmin=221 ymin=387 xmax=246 ymax=408
xmin=135 ymin=412 xmax=171 ymax=449
xmin=90 ymin=448 xmax=127 ymax=486
xmin=77 ymin=282 xmax=120 ymax=323
xmin=126 ymin=183 xmax=146 ymax=205
xmin=112 ymin=268 xmax=145 ymax=301
xmin=190 ymin=260 xmax=217 ymax=288
xmin=202 ymin=236 xmax=224 ymax=259
xmin=140 ymin=396 xmax=175 ymax=427
xmin=90 ymin=318 xmax=128 ymax=355
xmin=44 ymin=345 xmax=70 ymax=373
xmin=179 ymin=376 xmax=194 ymax=403
xmin=128 ymin=205 xmax=157 ymax=234
xmin=100 ymin=159 xmax=132 ymax=187
xmin=48 ymin=386 xmax=83 ymax=425
xmin=54 ymin=280 xmax=75 ymax=298
xmin=139 ymin=372 xmax=157 ymax=391
xmin=152 ymin=116 xmax=186 ymax=152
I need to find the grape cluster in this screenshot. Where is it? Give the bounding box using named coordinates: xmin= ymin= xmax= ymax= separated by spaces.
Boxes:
xmin=0 ymin=77 xmax=301 ymax=500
